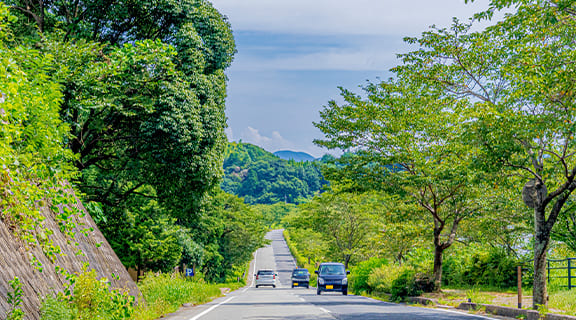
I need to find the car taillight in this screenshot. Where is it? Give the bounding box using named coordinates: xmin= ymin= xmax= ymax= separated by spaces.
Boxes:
xmin=256 ymin=275 xmax=259 ymax=280
xmin=273 ymin=274 xmax=276 ymax=279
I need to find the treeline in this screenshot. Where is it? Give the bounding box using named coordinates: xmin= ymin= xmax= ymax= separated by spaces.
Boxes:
xmin=285 ymin=0 xmax=576 ymax=308
xmin=0 ymin=0 xmax=265 ymax=288
xmin=221 ymin=142 xmax=328 ymax=204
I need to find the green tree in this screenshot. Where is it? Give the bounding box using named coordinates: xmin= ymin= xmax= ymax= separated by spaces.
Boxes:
xmin=399 ymin=1 xmax=576 ymax=305
xmin=291 ymin=191 xmax=380 ymax=268
xmin=314 ymin=74 xmax=488 ymax=290
xmin=192 ymin=191 xmax=267 ymax=281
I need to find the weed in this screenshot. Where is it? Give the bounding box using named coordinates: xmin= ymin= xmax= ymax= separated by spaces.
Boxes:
xmin=7 ymin=277 xmax=24 ymax=320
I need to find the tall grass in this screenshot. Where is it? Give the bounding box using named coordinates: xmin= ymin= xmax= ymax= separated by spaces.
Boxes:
xmin=132 ymin=272 xmax=242 ymax=320
xmin=40 ymin=271 xmax=244 ymax=320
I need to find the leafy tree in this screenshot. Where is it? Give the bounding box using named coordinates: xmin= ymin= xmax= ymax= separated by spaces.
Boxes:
xmin=192 ymin=191 xmax=267 ymax=282
xmin=314 ymin=75 xmax=488 ymax=290
xmin=289 ymin=191 xmax=380 ymax=268
xmin=6 ymin=0 xmax=236 ymax=220
xmin=399 ymin=1 xmax=576 ymax=305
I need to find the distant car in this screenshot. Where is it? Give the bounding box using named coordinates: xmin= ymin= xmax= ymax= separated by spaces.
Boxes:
xmin=291 ymin=268 xmax=310 ymax=288
xmin=315 ymin=262 xmax=349 ymax=295
xmin=255 ymin=269 xmax=277 ymax=288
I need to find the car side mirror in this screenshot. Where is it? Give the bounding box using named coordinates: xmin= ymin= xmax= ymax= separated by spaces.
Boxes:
xmin=315 ymin=270 xmax=318 ymax=274
xmin=346 ymin=271 xmax=350 ymax=274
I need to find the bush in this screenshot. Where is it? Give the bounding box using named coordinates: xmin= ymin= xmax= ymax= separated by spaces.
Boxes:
xmin=390 ymin=269 xmax=422 ymax=302
xmin=40 ymin=295 xmax=76 ymax=320
xmin=368 ymin=264 xmax=411 ymax=294
xmin=349 ymin=257 xmax=388 ymax=294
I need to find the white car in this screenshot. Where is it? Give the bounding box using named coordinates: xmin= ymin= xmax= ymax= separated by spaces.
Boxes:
xmin=255 ymin=269 xmax=277 ymax=288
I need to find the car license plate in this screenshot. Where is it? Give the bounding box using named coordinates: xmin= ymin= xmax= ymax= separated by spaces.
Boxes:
xmin=326 ymin=285 xmax=333 ymax=289
xmin=293 ymin=282 xmax=298 ymax=286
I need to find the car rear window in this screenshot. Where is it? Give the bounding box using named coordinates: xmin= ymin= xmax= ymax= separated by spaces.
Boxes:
xmin=258 ymin=270 xmax=274 ymax=275
xmin=293 ymin=270 xmax=308 ymax=275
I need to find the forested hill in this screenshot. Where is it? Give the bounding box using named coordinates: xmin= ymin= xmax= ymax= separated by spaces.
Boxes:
xmin=222 ymin=142 xmax=327 ymax=204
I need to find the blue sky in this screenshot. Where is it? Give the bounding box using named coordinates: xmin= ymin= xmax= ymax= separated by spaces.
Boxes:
xmin=210 ymin=0 xmax=495 ymax=158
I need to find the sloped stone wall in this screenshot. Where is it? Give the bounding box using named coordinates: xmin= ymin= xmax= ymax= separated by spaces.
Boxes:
xmin=0 ymin=194 xmax=139 ymax=320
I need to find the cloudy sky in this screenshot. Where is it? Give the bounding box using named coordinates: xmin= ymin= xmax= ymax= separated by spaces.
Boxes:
xmin=210 ymin=0 xmax=495 ymax=158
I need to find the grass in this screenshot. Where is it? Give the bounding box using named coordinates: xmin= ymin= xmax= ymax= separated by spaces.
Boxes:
xmin=39 ymin=271 xmax=245 ymax=320
xmin=132 ymin=272 xmax=244 ymax=320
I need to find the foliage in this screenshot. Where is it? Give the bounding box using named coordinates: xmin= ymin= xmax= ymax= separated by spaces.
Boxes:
xmin=443 ymin=246 xmax=522 ymax=288
xmin=314 ymin=56 xmax=493 ymax=290
xmin=41 ymin=268 xmax=135 ymax=320
xmin=395 ymin=0 xmax=576 ymax=306
xmin=253 ymin=202 xmax=297 ymax=228
xmin=222 ymin=142 xmax=327 ymax=204
xmin=40 ymin=295 xmax=76 ymax=320
xmin=0 ymin=3 xmax=89 ymax=273
xmin=132 ymin=272 xmax=242 ymax=320
xmin=192 ymin=190 xmax=267 ymax=282
xmin=349 ymin=257 xmax=388 ymax=294
xmin=7 ymin=277 xmax=24 ymax=320
xmin=3 ymin=0 xmax=244 ymax=283
xmin=368 ymin=264 xmax=414 ymax=294
xmin=389 ymin=268 xmax=422 ymax=302
xmin=285 ymin=191 xmax=381 ymax=268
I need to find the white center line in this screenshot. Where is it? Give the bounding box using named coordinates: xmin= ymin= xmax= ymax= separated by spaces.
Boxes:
xmin=319 ymin=307 xmax=330 ymax=314
xmin=188 ymin=297 xmax=235 ymax=320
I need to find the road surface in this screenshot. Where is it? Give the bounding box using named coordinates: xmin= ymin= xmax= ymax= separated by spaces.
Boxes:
xmin=161 ymin=229 xmax=501 ymax=320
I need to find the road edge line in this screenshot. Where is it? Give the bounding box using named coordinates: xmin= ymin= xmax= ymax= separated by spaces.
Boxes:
xmin=188 ymin=296 xmax=235 ymax=320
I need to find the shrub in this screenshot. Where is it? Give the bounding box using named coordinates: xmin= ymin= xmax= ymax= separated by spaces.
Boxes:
xmin=390 ymin=269 xmax=422 ymax=302
xmin=40 ymin=295 xmax=76 ymax=320
xmin=462 ymin=248 xmax=519 ymax=288
xmin=349 ymin=257 xmax=388 ymax=294
xmin=368 ymin=264 xmax=412 ymax=294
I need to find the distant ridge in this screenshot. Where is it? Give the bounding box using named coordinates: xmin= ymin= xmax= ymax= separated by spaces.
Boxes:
xmin=274 ymin=150 xmax=316 ymax=162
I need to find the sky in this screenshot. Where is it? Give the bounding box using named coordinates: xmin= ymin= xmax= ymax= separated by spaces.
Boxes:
xmin=209 ymin=0 xmax=496 ymax=158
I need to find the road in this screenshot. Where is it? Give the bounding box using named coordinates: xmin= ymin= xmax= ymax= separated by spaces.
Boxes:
xmin=161 ymin=230 xmax=501 ymax=320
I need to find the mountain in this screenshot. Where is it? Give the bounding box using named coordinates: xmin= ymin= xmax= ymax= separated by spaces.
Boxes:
xmin=222 ymin=143 xmax=327 ymax=204
xmin=273 ymin=150 xmax=316 ymax=162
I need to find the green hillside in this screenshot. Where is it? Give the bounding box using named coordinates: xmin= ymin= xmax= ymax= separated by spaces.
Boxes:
xmin=222 ymin=142 xmax=327 ymax=204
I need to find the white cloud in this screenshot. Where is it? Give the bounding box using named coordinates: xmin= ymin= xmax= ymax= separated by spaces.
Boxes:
xmin=211 ymin=0 xmax=493 ymax=36
xmin=237 ymin=126 xmax=296 ymax=152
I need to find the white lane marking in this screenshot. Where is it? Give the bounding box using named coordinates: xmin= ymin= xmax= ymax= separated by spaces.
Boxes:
xmin=319 ymin=307 xmax=330 ymax=313
xmin=242 ymin=287 xmax=249 ymax=293
xmin=188 ymin=297 xmax=235 ymax=320
xmin=433 ymin=308 xmax=498 ymax=319
xmin=298 ymin=297 xmax=306 ymax=302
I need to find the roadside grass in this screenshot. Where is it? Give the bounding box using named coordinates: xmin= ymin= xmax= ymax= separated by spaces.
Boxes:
xmin=132 ymin=272 xmax=244 ymax=320
xmin=39 ymin=271 xmax=245 ymax=320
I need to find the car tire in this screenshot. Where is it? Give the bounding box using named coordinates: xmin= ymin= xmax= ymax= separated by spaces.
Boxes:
xmin=291 ymin=284 xmax=294 ymax=288
xmin=273 ymin=285 xmax=276 ymax=288
xmin=306 ymin=284 xmax=309 ymax=289
xmin=317 ymin=289 xmax=321 ymax=295
xmin=255 ymin=285 xmax=259 ymax=288
xmin=343 ymin=290 xmax=348 ymax=295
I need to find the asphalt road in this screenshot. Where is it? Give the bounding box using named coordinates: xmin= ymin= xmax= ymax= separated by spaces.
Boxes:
xmin=161 ymin=230 xmax=501 ymax=320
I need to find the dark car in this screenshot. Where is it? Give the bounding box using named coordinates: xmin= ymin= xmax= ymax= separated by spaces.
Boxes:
xmin=315 ymin=262 xmax=349 ymax=295
xmin=291 ymin=268 xmax=310 ymax=288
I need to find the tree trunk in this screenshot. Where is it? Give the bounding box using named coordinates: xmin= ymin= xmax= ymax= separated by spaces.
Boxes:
xmin=433 ymin=243 xmax=444 ymax=292
xmin=344 ymin=254 xmax=351 ymax=269
xmin=533 ymin=205 xmax=552 ymax=308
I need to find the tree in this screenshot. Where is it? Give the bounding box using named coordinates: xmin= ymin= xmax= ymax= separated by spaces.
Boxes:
xmin=291 ymin=191 xmax=380 ymax=268
xmin=6 ymin=0 xmax=236 ymax=220
xmin=192 ymin=191 xmax=267 ymax=281
xmin=314 ymin=72 xmax=490 ymax=290
xmin=396 ymin=1 xmax=576 ymax=305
